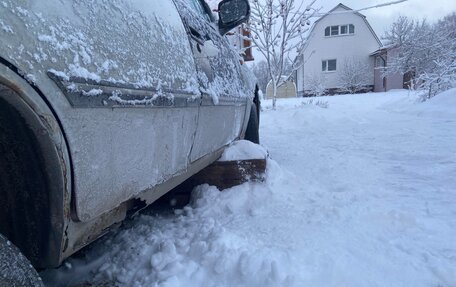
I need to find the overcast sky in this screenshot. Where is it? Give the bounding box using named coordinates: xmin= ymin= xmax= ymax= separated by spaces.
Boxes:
xmin=316 ymin=0 xmax=456 ymax=37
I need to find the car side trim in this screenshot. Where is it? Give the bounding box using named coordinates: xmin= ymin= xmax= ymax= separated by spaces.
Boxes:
xmin=47 ymin=72 xmax=201 ymax=108
xmin=200 ymin=94 xmax=248 ymax=106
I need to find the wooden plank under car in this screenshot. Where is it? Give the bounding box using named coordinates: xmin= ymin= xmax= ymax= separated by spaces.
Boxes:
xmin=157 ymin=158 xmax=267 ymax=208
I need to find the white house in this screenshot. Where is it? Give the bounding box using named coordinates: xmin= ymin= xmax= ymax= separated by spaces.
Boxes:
xmin=296 ymin=3 xmax=382 ymax=96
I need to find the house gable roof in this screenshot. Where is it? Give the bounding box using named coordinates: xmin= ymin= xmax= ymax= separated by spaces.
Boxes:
xmin=304 ymin=3 xmax=382 ymax=49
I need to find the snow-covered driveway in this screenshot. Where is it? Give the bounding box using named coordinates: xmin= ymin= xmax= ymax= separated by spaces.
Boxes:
xmin=260 ymin=90 xmax=456 ymax=286
xmin=43 ymin=90 xmax=456 ymax=287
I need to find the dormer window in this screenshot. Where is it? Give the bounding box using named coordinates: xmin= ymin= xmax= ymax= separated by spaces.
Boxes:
xmin=324 ymin=24 xmax=355 ymax=37
xmin=341 ymin=25 xmax=348 ymax=34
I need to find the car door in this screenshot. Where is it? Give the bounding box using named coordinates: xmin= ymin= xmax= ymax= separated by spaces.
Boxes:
xmin=0 ymin=0 xmax=202 ymax=221
xmin=174 ymin=0 xmax=251 ymax=162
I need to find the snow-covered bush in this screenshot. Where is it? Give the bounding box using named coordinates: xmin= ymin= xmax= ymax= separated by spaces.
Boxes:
xmin=306 ymin=74 xmax=327 ymax=97
xmin=418 ymin=59 xmax=456 ymax=101
xmin=301 ymin=98 xmax=329 ymax=109
xmin=338 ymin=58 xmax=372 ymax=94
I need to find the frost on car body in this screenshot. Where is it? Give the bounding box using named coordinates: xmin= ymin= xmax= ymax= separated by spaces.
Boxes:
xmin=0 ymin=0 xmax=256 ymax=268
xmin=1 ymin=0 xmax=202 ymax=221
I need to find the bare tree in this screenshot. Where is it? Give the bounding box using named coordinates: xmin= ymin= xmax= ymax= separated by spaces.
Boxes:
xmin=247 ymin=0 xmax=319 ymax=109
xmin=338 ymin=58 xmax=371 ymax=94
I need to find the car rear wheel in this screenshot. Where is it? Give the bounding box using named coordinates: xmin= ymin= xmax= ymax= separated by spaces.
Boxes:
xmin=0 ymin=90 xmax=54 ymax=268
xmin=0 ymin=233 xmax=44 ymax=287
xmin=244 ymin=102 xmax=260 ymax=144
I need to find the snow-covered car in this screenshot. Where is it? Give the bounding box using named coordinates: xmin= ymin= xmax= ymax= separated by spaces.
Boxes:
xmin=0 ymin=0 xmax=259 ymax=272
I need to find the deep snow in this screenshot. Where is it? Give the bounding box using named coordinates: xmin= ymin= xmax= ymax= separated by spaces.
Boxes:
xmin=42 ymin=89 xmax=456 ymax=287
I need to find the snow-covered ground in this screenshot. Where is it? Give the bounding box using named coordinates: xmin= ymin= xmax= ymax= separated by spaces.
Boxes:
xmin=42 ymin=89 xmax=456 ymax=287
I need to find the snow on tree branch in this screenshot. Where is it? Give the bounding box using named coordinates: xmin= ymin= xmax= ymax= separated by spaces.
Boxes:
xmin=384 ymin=13 xmax=456 ymax=99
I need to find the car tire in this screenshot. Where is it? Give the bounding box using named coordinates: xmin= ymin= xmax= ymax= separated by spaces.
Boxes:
xmin=244 ymin=103 xmax=260 ymax=144
xmin=0 ymin=95 xmax=52 ymax=268
xmin=0 ymin=233 xmax=44 ymax=287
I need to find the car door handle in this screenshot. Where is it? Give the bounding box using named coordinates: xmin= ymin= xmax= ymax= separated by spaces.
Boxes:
xmin=189 ymin=27 xmax=205 ymax=45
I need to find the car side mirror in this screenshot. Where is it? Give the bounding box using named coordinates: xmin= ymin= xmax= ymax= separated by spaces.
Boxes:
xmin=218 ymin=0 xmax=250 ymax=35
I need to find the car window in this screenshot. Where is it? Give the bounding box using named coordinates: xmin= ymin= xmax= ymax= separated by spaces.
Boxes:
xmin=182 ymin=0 xmax=212 ymax=22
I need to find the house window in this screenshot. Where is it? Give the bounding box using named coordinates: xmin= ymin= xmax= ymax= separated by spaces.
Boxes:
xmin=322 ymin=59 xmax=337 ymax=72
xmin=340 ymin=25 xmax=348 ymax=34
xmin=375 ymin=56 xmax=386 ymax=68
xmin=324 ymin=24 xmax=355 ymax=36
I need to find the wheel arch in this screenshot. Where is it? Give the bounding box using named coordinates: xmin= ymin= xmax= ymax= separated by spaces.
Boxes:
xmin=240 ymin=84 xmax=260 ymax=144
xmin=0 ymin=59 xmax=71 ymax=268
xmin=253 ymin=84 xmax=261 ymax=125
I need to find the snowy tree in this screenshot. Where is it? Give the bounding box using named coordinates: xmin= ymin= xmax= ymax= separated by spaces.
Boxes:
xmin=383 ymin=15 xmax=415 ymax=46
xmin=436 ymin=12 xmax=456 ymax=38
xmin=282 ymin=58 xmax=294 ymax=77
xmin=384 ymin=19 xmax=437 ymax=79
xmin=384 ymin=14 xmax=456 ymax=98
xmin=422 ymin=13 xmax=456 ymax=98
xmin=419 ymin=59 xmax=456 ymax=100
xmin=247 ymin=0 xmax=319 ymax=109
xmin=250 ymin=60 xmax=270 ymax=93
xmin=338 ymin=58 xmax=371 ymax=94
